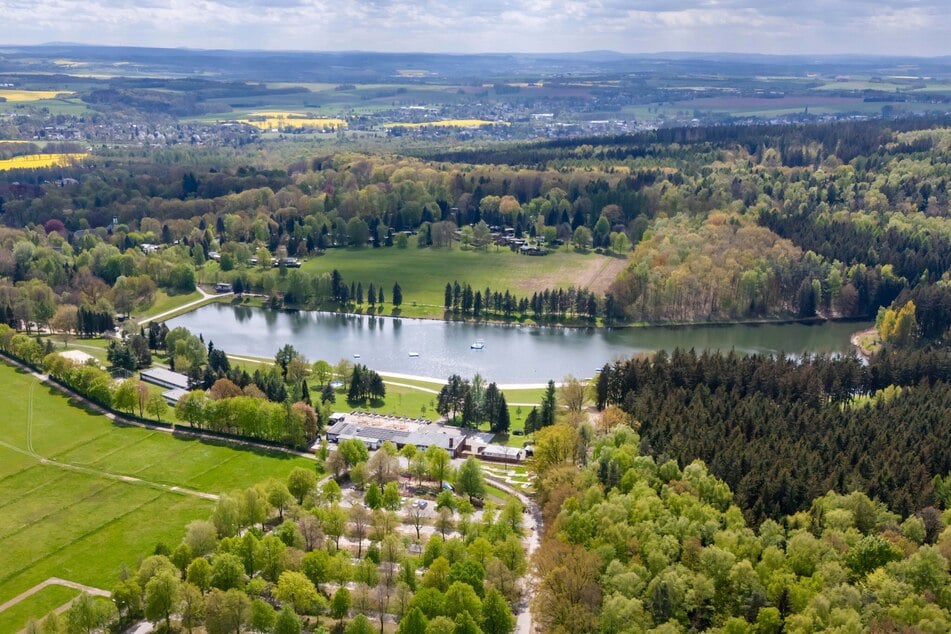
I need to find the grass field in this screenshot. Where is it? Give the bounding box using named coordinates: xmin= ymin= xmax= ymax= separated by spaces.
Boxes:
xmin=0 ymin=361 xmax=313 ymax=631
xmin=301 ymin=242 xmax=626 ymax=319
xmin=0 ymin=153 xmax=87 ymax=171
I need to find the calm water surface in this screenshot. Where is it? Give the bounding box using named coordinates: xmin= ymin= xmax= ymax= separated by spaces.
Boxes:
xmin=169 ymin=304 xmax=870 ymax=384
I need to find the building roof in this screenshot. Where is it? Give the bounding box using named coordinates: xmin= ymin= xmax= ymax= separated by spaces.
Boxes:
xmin=480 ymin=444 xmax=524 ymax=459
xmin=404 ymin=430 xmax=455 ymax=451
xmin=140 ymin=367 xmax=190 ymax=389
xmin=328 ymin=421 xmax=410 ymax=444
xmin=58 ymin=349 xmax=97 ymax=366
xmin=162 ymin=387 xmax=189 ymax=403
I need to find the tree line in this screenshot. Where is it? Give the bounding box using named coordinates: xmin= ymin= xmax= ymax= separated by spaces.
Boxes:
xmin=443 ymin=281 xmax=603 ymax=322
xmin=435 ymin=374 xmax=510 ymax=433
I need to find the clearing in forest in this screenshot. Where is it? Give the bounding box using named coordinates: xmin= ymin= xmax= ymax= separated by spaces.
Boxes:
xmin=302 ymin=245 xmax=626 ymax=316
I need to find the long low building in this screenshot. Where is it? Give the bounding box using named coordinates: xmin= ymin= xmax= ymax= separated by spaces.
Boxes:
xmin=162 ymin=387 xmax=189 ymax=405
xmin=140 ymin=367 xmax=190 ymax=390
xmin=325 ymin=412 xmax=471 ymax=457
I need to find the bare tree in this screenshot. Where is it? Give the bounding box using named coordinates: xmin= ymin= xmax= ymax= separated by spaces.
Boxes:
xmin=403 ymin=504 xmax=425 ymax=541
xmin=349 ymin=505 xmax=371 ymax=558
xmin=558 ymin=375 xmax=587 ymax=413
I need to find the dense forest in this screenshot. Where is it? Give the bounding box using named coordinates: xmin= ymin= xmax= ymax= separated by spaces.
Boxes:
xmin=5 ymin=117 xmax=951 ymax=330
xmin=3 ymin=112 xmax=951 ymax=632
xmin=593 ymin=349 xmax=951 ymax=523
xmin=531 ymin=424 xmax=951 ymax=632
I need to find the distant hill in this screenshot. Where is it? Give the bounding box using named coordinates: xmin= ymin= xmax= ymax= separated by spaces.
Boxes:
xmin=3 ymin=44 xmax=951 ymax=83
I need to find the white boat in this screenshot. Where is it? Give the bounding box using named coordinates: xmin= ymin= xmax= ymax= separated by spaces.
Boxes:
xmin=408 ymin=352 xmax=420 ymax=357
xmin=470 ymin=340 xmax=485 ymax=350
xmin=353 ymin=353 xmax=361 ymax=358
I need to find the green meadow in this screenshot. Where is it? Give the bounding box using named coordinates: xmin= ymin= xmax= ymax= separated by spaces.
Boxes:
xmin=300 ymin=241 xmax=625 ymax=319
xmin=0 ymin=361 xmax=313 ymax=631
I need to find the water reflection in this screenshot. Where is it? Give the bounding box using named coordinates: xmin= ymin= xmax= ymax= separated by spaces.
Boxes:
xmin=169 ymin=304 xmax=870 ymax=384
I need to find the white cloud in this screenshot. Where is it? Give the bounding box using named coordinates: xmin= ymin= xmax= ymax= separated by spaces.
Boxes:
xmin=0 ymin=0 xmax=950 ymax=55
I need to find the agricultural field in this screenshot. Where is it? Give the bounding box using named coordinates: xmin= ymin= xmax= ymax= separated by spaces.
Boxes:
xmin=384 ymin=119 xmax=508 ymax=128
xmin=301 ymin=241 xmax=627 ymax=319
xmin=0 ymin=153 xmax=87 ymax=171
xmin=0 ymin=361 xmax=313 ymax=631
xmin=237 ymin=112 xmax=348 ymax=131
xmin=0 ymin=89 xmax=75 ymax=102
xmin=813 ymin=80 xmax=905 ymax=91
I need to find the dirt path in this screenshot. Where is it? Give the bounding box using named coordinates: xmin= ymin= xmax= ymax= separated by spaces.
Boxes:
xmin=0 ymin=577 xmax=110 ymax=614
xmin=484 ymin=477 xmax=540 ymax=634
xmin=577 ymin=255 xmax=627 ymax=295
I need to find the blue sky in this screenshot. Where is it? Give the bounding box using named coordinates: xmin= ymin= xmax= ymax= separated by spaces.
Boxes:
xmin=1 ymin=0 xmax=949 ymax=56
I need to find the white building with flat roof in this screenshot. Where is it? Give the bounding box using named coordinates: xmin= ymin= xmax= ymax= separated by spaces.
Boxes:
xmin=140 ymin=367 xmax=190 ymax=390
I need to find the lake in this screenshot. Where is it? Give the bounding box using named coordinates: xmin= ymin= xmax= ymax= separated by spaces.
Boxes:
xmin=168 ymin=304 xmax=870 ymax=384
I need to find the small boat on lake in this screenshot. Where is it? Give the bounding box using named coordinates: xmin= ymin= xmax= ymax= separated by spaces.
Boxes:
xmin=353 ymin=353 xmax=361 ymax=358
xmin=408 ymin=352 xmax=420 ymax=357
xmin=470 ymin=340 xmax=485 ymax=350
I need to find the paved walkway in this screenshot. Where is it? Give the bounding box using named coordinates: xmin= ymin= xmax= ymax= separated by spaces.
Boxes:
xmin=137 ymin=287 xmax=230 ymax=326
xmin=0 ymin=577 xmax=110 ymax=614
xmin=381 ymin=380 xmax=538 ymax=407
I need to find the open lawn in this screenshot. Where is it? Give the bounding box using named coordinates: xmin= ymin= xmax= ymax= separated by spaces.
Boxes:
xmin=49 ymin=337 xmax=111 ymax=365
xmin=330 ymin=383 xmax=440 ymax=421
xmin=0 ymin=361 xmax=313 ymax=631
xmin=301 ymin=242 xmax=627 ymax=319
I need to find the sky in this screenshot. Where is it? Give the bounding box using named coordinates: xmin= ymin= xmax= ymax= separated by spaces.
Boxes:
xmin=1 ymin=0 xmax=950 ymax=57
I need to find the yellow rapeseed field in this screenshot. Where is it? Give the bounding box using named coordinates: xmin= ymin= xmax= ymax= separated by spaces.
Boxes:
xmin=238 ymin=112 xmax=348 ymax=130
xmin=0 ymin=89 xmax=75 ymax=102
xmin=385 ymin=119 xmax=508 ymax=129
xmin=0 ymin=153 xmax=87 ymax=171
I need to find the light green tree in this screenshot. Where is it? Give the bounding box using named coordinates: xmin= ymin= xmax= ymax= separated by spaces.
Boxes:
xmin=144 ymin=570 xmax=182 ymax=631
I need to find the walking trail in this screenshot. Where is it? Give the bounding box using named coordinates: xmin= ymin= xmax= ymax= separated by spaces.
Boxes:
xmin=483 ymin=476 xmax=541 ymax=634
xmin=137 ymin=287 xmax=230 ymax=326
xmin=0 ymin=578 xmax=110 ymax=615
